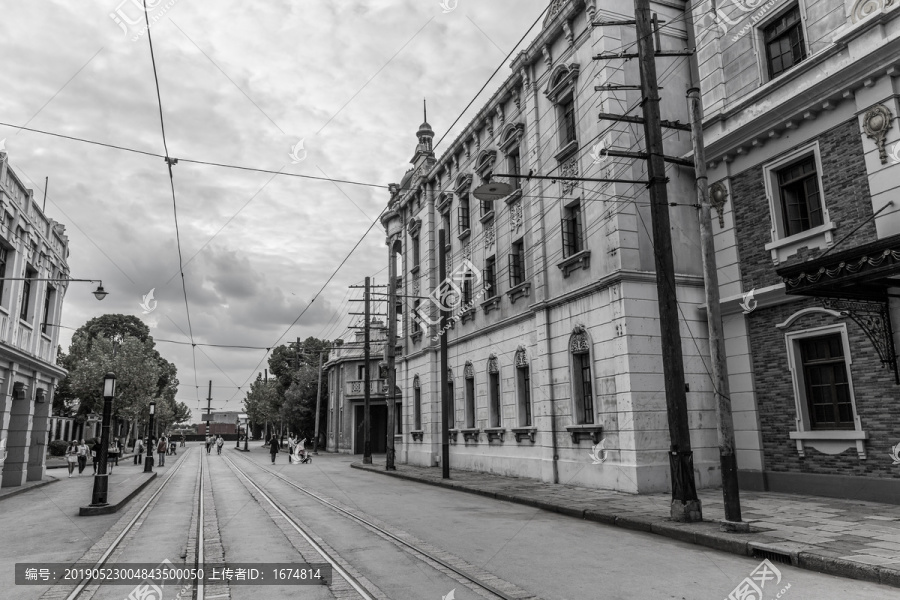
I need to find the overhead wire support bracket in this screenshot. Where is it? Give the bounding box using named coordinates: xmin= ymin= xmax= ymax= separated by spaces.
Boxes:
xmin=165 ymin=157 xmax=178 ymax=166
xmin=592 ymin=19 xmax=665 ymax=26
xmin=595 ymin=85 xmax=644 ymax=91
xmin=601 ymin=150 xmax=695 ymax=168
xmin=598 ymin=112 xmax=691 ymax=131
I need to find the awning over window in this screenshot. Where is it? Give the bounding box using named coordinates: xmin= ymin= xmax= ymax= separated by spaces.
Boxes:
xmin=776 ymin=233 xmax=900 ymax=300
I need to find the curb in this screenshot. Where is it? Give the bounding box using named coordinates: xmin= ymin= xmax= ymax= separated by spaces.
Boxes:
xmin=0 ymin=475 xmax=58 ymax=502
xmin=351 ymin=463 xmax=900 ymax=589
xmin=46 ymin=452 xmax=136 ymax=470
xmin=79 ymin=472 xmax=157 ymax=516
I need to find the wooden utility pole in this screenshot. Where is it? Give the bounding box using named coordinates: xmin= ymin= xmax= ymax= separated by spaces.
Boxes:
xmin=634 ymin=0 xmax=701 ymax=521
xmin=439 ymin=229 xmax=450 ymax=479
xmin=688 ymin=88 xmax=745 ymax=529
xmin=313 ymin=350 xmax=324 ymax=455
xmin=385 ymin=245 xmax=398 ymax=470
xmin=363 ymin=276 xmax=372 ymax=464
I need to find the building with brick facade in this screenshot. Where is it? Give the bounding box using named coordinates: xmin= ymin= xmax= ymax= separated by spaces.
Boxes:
xmin=0 ymin=150 xmax=71 ymax=488
xmin=692 ymin=0 xmax=900 ymax=501
xmin=377 ymin=0 xmax=722 ymax=494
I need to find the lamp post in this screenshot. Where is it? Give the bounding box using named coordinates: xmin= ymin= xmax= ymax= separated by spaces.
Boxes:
xmin=244 ymin=419 xmax=249 ymax=451
xmin=89 ymin=373 xmax=116 ymax=507
xmin=0 ymin=278 xmax=108 ymax=300
xmin=236 ymin=417 xmax=241 ymax=448
xmin=144 ymin=401 xmax=155 ymax=472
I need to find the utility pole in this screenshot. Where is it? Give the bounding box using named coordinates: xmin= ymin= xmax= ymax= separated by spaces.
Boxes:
xmin=634 ymin=0 xmax=701 ymax=522
xmin=688 ymin=88 xmax=746 ymax=530
xmin=206 ymin=380 xmax=212 ymax=437
xmin=439 ymin=229 xmax=450 ymax=479
xmin=363 ymin=276 xmax=372 ymax=464
xmin=385 ymin=243 xmax=398 ymax=471
xmin=313 ymin=349 xmax=324 ymax=455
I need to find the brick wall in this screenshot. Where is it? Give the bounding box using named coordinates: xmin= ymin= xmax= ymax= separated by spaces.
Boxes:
xmin=731 ymin=119 xmax=877 ymax=291
xmin=748 ymin=300 xmax=900 ymax=478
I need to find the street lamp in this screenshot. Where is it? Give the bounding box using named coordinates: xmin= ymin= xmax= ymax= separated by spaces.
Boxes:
xmin=236 ymin=417 xmax=241 ymax=448
xmin=89 ymin=373 xmax=116 ymax=507
xmin=0 ymin=278 xmax=108 ymax=301
xmin=144 ymin=401 xmax=155 ymax=473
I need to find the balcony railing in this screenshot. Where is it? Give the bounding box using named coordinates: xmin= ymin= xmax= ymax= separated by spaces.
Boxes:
xmin=345 ymin=379 xmax=387 ymax=397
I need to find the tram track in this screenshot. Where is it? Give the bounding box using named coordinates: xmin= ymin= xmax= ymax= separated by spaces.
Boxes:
xmin=46 ymin=448 xmax=199 ymax=600
xmin=224 ymin=451 xmax=538 ymax=600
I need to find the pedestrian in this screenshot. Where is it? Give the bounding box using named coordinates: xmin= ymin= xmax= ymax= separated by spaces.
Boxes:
xmin=134 ymin=438 xmax=144 ymax=465
xmin=77 ymin=439 xmax=89 ymax=475
xmin=269 ymin=433 xmax=280 ymax=464
xmin=108 ymin=439 xmax=119 ymax=474
xmin=65 ymin=441 xmax=78 ymax=478
xmin=91 ymin=440 xmax=102 ymax=474
xmin=180 ymin=433 xmax=185 ymax=447
xmin=205 ymin=434 xmax=212 ymax=454
xmin=287 ymin=434 xmax=295 ymax=464
xmin=157 ymin=435 xmax=167 ymax=467
xmin=169 ymin=438 xmax=176 ymax=456
xmin=216 ymin=435 xmax=224 ymax=455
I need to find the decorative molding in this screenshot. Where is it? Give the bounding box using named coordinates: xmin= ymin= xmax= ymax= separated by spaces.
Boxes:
xmin=475 ymin=149 xmax=497 ymax=175
xmin=709 ymin=180 xmax=729 ymax=229
xmin=570 ymin=325 xmax=589 ymax=354
xmin=514 ymin=346 xmax=527 ymax=368
xmin=542 ymin=44 xmax=552 ymax=68
xmin=566 ymin=425 xmax=603 ymax=444
xmin=407 ymin=217 xmax=422 ymax=237
xmin=485 ymin=224 xmax=495 ymax=249
xmin=484 ymin=427 xmax=505 ymax=442
xmin=488 ymin=354 xmax=499 ymax=373
xmin=544 ymin=0 xmax=566 ymax=27
xmin=495 ymin=105 xmax=505 ymax=126
xmin=411 ymin=430 xmax=424 ymax=442
xmin=851 ymin=0 xmax=895 ymax=23
xmin=459 ymin=306 xmax=476 ymax=324
xmin=558 ymin=250 xmax=591 ymax=277
xmin=455 ymin=173 xmax=473 ymax=194
xmin=775 ymin=307 xmax=844 ymax=329
xmin=499 ymin=123 xmax=525 ymax=153
xmin=482 ymin=295 xmax=501 ymax=314
xmin=511 ymin=427 xmax=536 ymax=443
xmin=507 ymin=281 xmax=532 ymax=304
xmin=560 ymin=154 xmax=579 ymax=195
xmin=510 ymin=201 xmax=524 ymax=232
xmin=862 ymin=104 xmax=895 ymax=164
xmin=821 ymin=297 xmax=897 ymax=378
xmin=562 ymin=21 xmax=574 ymax=46
xmin=464 ymin=361 xmax=474 ymax=379
xmin=545 ymin=63 xmax=581 ymax=103
xmin=461 ymin=428 xmax=480 ymax=443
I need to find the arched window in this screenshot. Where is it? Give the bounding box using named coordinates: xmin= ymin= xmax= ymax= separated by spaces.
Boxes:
xmin=515 ymin=347 xmax=532 ymax=426
xmin=488 ymin=355 xmax=501 ymax=428
xmin=569 ymin=326 xmax=595 ymax=424
xmin=413 ymin=375 xmax=422 ymax=431
xmin=464 ymin=361 xmax=476 ymax=428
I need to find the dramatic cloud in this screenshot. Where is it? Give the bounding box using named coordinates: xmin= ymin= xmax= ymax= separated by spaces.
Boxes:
xmin=0 ymin=0 xmax=545 ymax=417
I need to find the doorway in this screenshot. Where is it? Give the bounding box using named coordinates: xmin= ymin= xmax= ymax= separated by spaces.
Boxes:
xmin=354 ymin=404 xmax=387 ymax=454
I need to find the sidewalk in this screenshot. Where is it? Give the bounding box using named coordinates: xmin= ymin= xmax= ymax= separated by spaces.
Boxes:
xmin=352 ymin=461 xmax=900 ymax=589
xmin=45 ymin=451 xmax=138 ymax=469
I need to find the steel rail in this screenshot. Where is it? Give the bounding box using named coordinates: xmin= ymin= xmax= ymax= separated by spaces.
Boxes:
xmin=65 ymin=448 xmax=196 ymax=600
xmin=221 ymin=454 xmax=375 ymax=600
xmin=195 ymin=453 xmax=205 ymax=600
xmin=229 ymin=452 xmax=516 ymax=600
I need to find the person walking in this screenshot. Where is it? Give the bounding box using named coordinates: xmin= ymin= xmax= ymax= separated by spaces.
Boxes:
xmin=65 ymin=441 xmax=78 ymax=478
xmin=157 ymin=436 xmax=167 ymax=467
xmin=134 ymin=438 xmax=144 ymax=465
xmin=77 ymin=439 xmax=89 ymax=475
xmin=91 ymin=440 xmax=102 ymax=474
xmin=169 ymin=437 xmax=177 ymax=456
xmin=107 ymin=439 xmax=119 ymax=474
xmin=268 ymin=433 xmax=280 ymax=464
xmin=215 ymin=435 xmax=224 ymax=455
xmin=205 ymin=434 xmax=213 ymax=454
xmin=287 ymin=434 xmax=295 ymax=464
xmin=180 ymin=433 xmax=185 ymax=447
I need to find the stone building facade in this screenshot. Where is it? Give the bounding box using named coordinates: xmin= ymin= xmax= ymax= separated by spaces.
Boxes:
xmin=378 ymin=0 xmax=721 ymax=493
xmin=692 ymin=0 xmax=900 ymax=501
xmin=0 ymin=151 xmax=70 ymax=488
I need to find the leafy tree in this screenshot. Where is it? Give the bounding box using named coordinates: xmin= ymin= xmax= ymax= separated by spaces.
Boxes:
xmin=243 ymin=373 xmax=280 ymax=436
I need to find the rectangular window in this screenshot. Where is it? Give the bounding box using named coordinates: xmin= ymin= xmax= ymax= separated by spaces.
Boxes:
xmin=20 ymin=272 xmax=33 ymax=321
xmin=396 ymin=402 xmax=402 ymax=434
xmin=764 ymin=5 xmax=806 ymax=79
xmin=42 ymin=286 xmax=54 ymax=335
xmin=777 ymin=157 xmax=822 ymax=237
xmin=462 ymin=277 xmax=473 ymax=306
xmin=799 ymin=334 xmax=853 ymax=430
xmin=412 ymin=299 xmax=421 ymax=333
xmin=560 ymin=97 xmax=577 ymax=145
xmin=458 ymin=194 xmax=470 ymax=232
xmin=412 ymin=235 xmax=420 ymax=267
xmin=465 ymin=376 xmax=475 ymax=428
xmin=484 ymin=256 xmax=496 ymax=298
xmin=489 ymin=371 xmax=500 ymax=428
xmin=518 ymin=365 xmax=532 ymax=426
xmin=574 ymin=352 xmax=594 ymax=424
xmin=448 ymin=380 xmax=456 ymax=426
xmin=357 ymin=365 xmax=365 ymax=380
xmin=414 ymin=385 xmax=422 ymax=430
xmin=509 ymin=239 xmax=525 ymax=286
xmin=562 ymin=202 xmax=584 ymax=257
xmin=508 ymin=151 xmax=522 ymax=190
xmin=0 ymin=247 xmax=7 ymax=306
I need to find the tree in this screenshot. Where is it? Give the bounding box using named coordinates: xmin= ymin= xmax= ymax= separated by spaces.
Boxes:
xmin=267 ymin=337 xmax=330 ymax=441
xmin=243 ymin=373 xmax=280 ymax=438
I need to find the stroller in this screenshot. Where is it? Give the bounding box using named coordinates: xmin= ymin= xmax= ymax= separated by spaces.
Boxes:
xmin=293 ymin=438 xmax=312 ymax=464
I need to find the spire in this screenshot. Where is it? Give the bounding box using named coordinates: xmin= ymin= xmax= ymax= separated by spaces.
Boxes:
xmin=424 ymin=98 xmax=427 ymax=124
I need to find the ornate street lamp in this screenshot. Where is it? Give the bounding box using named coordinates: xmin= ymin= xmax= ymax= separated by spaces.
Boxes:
xmin=0 ymin=278 xmax=108 ymax=300
xmin=144 ymin=401 xmax=155 ymax=473
xmin=89 ymin=373 xmax=116 ymax=507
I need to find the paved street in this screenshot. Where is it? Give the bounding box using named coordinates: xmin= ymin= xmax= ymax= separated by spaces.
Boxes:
xmin=1 ymin=443 xmax=896 ymax=600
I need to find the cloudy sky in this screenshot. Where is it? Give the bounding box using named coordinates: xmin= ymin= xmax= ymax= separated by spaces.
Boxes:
xmin=0 ymin=0 xmax=548 ymax=419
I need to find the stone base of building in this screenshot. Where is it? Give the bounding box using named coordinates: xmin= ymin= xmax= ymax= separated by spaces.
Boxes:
xmin=739 ymin=469 xmax=900 ymax=505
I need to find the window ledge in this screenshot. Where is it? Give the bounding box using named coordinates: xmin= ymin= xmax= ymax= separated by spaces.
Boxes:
xmin=511 ymin=427 xmax=536 ymax=443
xmin=480 ymin=211 xmax=495 ymax=224
xmin=484 ymin=427 xmax=505 ymax=442
xmin=555 ymin=140 xmax=578 ymax=162
xmin=411 ymin=430 xmax=424 ymax=442
xmin=481 ymin=295 xmax=501 ymax=314
xmin=449 ymin=428 xmax=460 ymax=443
xmin=504 ymin=188 xmax=523 ymax=205
xmin=460 ymin=427 xmax=480 ymax=442
xmin=789 ymin=430 xmax=868 ymax=459
xmin=410 ymin=330 xmax=423 ymax=344
xmin=459 ymin=306 xmax=476 ymax=324
xmin=458 ymin=229 xmax=471 ymax=241
xmin=566 ymin=425 xmax=602 ymax=444
xmin=507 ymin=281 xmax=531 ymax=304
xmin=557 ymin=250 xmax=591 ymax=278
xmin=765 ymin=222 xmax=836 ymax=263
